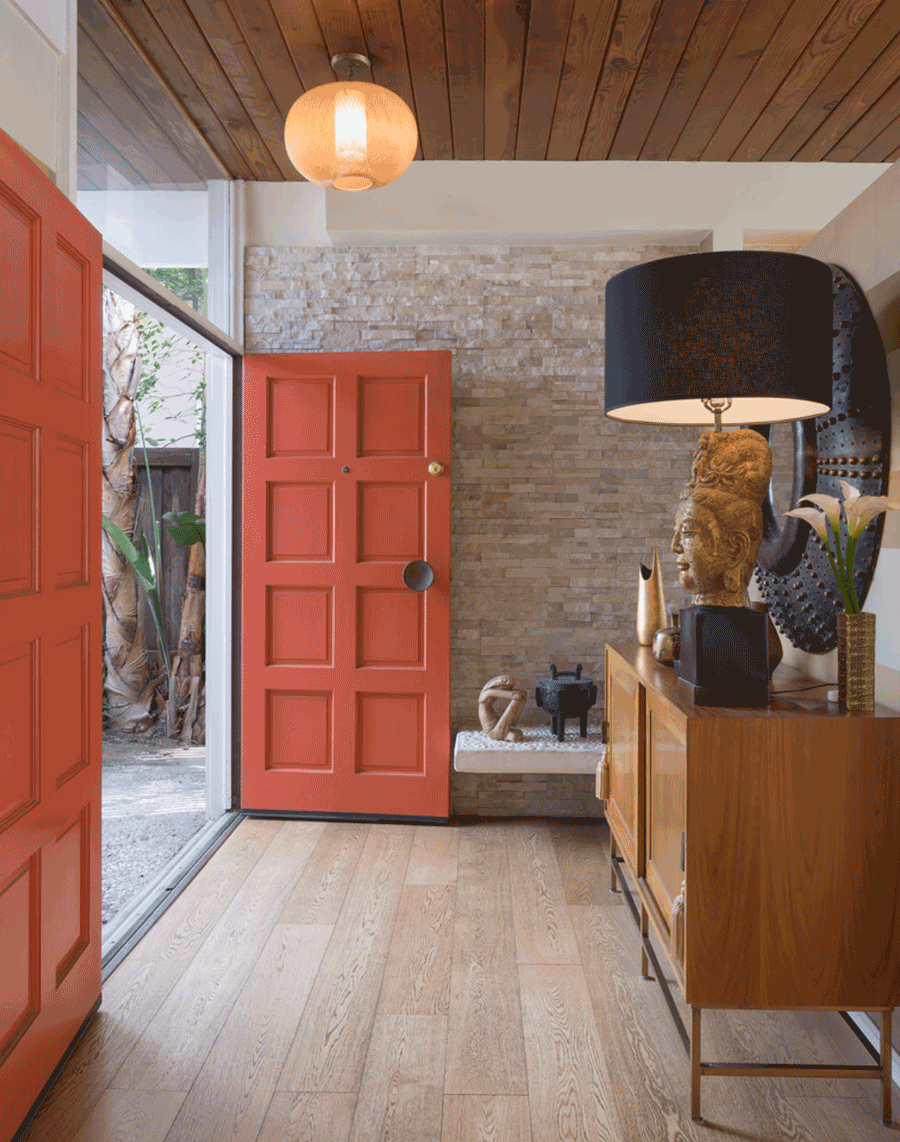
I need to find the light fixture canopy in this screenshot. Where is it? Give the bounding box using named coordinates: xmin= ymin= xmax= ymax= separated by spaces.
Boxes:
xmin=604 ymin=251 xmax=834 ymax=426
xmin=284 ymin=53 xmax=418 ymax=192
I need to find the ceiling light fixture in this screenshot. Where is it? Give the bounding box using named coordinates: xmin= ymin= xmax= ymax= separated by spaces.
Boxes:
xmin=284 ymin=53 xmax=418 ymax=192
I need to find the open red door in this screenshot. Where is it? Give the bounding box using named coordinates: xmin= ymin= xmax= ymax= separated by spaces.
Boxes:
xmin=242 ymin=351 xmax=450 ymax=819
xmin=0 ymin=131 xmax=102 ymax=1141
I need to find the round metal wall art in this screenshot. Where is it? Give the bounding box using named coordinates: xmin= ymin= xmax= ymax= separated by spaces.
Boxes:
xmin=754 ymin=264 xmax=891 ymax=654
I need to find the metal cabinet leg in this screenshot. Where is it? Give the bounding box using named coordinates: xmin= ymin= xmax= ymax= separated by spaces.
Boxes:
xmin=691 ymin=1007 xmax=703 ymax=1122
xmin=640 ymin=901 xmax=650 ymax=979
xmin=882 ymin=1010 xmax=893 ymax=1126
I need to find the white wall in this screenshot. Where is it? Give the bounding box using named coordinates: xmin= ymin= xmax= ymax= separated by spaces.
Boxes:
xmin=244 ymin=161 xmax=891 ymax=249
xmin=0 ymin=0 xmax=76 ymax=197
xmin=78 ymin=190 xmax=209 ymax=267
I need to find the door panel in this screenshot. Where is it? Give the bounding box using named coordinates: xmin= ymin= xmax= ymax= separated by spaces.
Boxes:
xmin=0 ymin=129 xmax=102 ymax=1142
xmin=645 ymin=689 xmax=687 ymax=927
xmin=242 ymin=352 xmax=450 ymax=818
xmin=605 ymin=655 xmax=643 ymax=875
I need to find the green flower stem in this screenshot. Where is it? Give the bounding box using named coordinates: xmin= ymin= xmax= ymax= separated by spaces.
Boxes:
xmin=845 ymin=533 xmax=861 ymax=614
xmin=822 ymin=528 xmax=854 ymax=614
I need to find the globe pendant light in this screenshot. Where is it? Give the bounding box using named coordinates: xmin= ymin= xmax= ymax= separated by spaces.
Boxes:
xmin=284 ymin=53 xmax=418 ymax=191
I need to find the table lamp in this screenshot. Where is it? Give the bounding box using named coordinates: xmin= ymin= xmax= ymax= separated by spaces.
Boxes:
xmin=604 ymin=251 xmax=833 ymax=703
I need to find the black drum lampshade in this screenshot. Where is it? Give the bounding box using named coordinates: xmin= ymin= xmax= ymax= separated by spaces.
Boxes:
xmin=604 ymin=251 xmax=833 ymax=427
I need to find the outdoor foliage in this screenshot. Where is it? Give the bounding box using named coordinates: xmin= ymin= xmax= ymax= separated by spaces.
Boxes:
xmin=144 ymin=266 xmax=207 ymax=315
xmin=135 ymin=314 xmax=206 ymax=449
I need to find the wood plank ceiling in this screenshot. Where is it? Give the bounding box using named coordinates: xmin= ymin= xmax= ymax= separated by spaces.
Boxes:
xmin=77 ymin=0 xmax=900 ymax=191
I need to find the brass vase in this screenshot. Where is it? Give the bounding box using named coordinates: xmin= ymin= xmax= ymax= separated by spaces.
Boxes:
xmin=637 ymin=548 xmax=666 ymax=646
xmin=837 ymin=611 xmax=876 ymax=712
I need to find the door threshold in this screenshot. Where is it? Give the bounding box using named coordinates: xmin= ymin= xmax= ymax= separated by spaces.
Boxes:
xmin=243 ymin=809 xmax=449 ymax=825
xmin=101 ymin=811 xmax=242 ymax=979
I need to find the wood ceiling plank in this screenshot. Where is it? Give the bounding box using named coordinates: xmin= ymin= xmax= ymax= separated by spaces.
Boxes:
xmin=445 ymin=0 xmax=484 ymax=159
xmin=731 ymin=0 xmax=883 ymax=161
xmin=357 ymin=0 xmax=423 ymax=161
xmin=226 ymin=0 xmax=305 ymax=118
xmin=700 ymin=0 xmax=836 ymax=160
xmin=484 ymin=0 xmax=527 ymax=160
xmin=180 ymin=0 xmax=298 ymax=178
xmin=763 ymin=0 xmax=900 ymax=159
xmin=103 ymin=0 xmax=254 ymax=178
xmin=578 ymin=0 xmax=664 ymax=161
xmin=853 ymin=109 xmax=900 ymax=161
xmin=608 ymin=0 xmax=706 ymax=161
xmin=823 ymin=72 xmax=900 ymax=159
xmin=78 ymin=88 xmax=169 ymax=187
xmin=788 ymin=34 xmax=900 ymax=159
xmin=78 ymin=31 xmax=207 ymax=185
xmin=882 ymin=141 xmax=900 ymax=162
xmin=77 ymin=141 xmax=111 ymax=191
xmin=142 ymin=0 xmax=283 ymax=180
xmin=399 ymin=0 xmax=452 ymax=159
xmin=311 ymin=0 xmax=368 ymax=56
xmin=669 ymin=0 xmax=794 ymax=160
xmin=545 ymin=0 xmax=616 ymax=161
xmin=267 ymin=0 xmax=334 ymax=89
xmin=78 ymin=112 xmax=144 ymax=188
xmin=638 ymin=0 xmax=750 ymax=160
xmin=516 ymin=0 xmax=576 ymax=159
xmin=79 ymin=0 xmax=227 ymax=180
xmin=78 ymin=108 xmax=151 ymax=188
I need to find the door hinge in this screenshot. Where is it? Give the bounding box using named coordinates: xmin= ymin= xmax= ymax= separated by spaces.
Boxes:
xmin=600 ymin=720 xmax=609 ymax=744
xmin=680 ymin=831 xmax=685 ymax=872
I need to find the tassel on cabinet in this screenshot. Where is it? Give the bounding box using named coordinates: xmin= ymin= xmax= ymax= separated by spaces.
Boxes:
xmin=637 ymin=548 xmax=666 ymax=646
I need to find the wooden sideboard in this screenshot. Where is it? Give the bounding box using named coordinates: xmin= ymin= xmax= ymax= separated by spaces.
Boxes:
xmin=602 ymin=641 xmax=900 ymax=1123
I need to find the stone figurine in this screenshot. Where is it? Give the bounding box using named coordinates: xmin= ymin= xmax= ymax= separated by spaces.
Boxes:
xmin=478 ymin=675 xmax=527 ymax=742
xmin=672 ymin=429 xmax=772 ymax=607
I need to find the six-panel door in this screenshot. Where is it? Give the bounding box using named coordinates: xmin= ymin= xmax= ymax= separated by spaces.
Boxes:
xmin=0 ymin=129 xmax=102 ymax=1142
xmin=241 ymin=351 xmax=451 ymax=818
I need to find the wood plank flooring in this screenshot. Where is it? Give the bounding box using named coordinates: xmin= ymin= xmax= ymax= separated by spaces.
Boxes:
xmin=20 ymin=817 xmax=899 ymax=1142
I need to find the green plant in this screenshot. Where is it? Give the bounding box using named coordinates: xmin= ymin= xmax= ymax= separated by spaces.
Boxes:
xmin=162 ymin=511 xmax=205 ymax=550
xmin=135 ymin=314 xmax=206 ymax=450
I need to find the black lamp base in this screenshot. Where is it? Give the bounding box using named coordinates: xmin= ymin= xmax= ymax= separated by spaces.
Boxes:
xmin=674 ymin=605 xmax=769 ymax=708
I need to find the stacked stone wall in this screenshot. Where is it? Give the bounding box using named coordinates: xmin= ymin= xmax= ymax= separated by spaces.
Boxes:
xmin=245 ymin=242 xmax=702 ymax=817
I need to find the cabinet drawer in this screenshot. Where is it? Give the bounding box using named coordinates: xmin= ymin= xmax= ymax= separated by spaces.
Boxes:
xmin=644 ymin=688 xmax=686 ymax=929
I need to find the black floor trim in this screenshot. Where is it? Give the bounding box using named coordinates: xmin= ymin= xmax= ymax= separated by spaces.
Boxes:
xmin=243 ymin=809 xmax=449 ymax=825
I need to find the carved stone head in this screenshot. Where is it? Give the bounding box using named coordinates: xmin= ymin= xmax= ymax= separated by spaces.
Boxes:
xmin=672 ymin=429 xmax=772 ymax=607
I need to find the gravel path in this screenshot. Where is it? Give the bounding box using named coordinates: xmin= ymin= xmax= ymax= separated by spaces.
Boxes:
xmin=102 ymin=731 xmax=206 ymax=930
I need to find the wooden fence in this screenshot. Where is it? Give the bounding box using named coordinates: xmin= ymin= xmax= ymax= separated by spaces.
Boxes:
xmin=133 ymin=447 xmax=201 ymax=663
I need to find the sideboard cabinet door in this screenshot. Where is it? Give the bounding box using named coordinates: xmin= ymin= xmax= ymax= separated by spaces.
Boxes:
xmin=605 ymin=654 xmax=644 ymax=874
xmin=644 ymin=688 xmax=686 ymax=934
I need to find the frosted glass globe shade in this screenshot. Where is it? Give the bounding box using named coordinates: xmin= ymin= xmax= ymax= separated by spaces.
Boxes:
xmin=284 ymin=81 xmax=418 ymax=191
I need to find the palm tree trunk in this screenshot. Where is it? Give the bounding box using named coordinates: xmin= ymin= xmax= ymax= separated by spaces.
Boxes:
xmin=102 ymin=291 xmax=156 ymax=732
xmin=169 ymin=454 xmax=206 ymax=744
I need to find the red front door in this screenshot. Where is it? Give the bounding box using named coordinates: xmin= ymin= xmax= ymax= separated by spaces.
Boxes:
xmin=0 ymin=130 xmax=102 ymax=1142
xmin=242 ymin=351 xmax=451 ymax=818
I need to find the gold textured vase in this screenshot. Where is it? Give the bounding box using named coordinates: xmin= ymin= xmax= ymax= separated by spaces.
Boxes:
xmin=837 ymin=611 xmax=876 ymax=712
xmin=637 ymin=548 xmax=666 ymax=646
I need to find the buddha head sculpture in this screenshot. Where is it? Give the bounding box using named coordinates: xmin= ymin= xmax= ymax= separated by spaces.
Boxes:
xmin=672 ymin=429 xmax=772 ymax=607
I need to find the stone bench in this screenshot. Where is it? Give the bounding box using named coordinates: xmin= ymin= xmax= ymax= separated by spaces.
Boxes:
xmin=453 ymin=724 xmax=607 ymax=775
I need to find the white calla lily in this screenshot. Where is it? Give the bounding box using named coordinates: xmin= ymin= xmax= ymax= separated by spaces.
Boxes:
xmin=839 ymin=479 xmax=861 ymax=503
xmin=844 ymin=494 xmax=900 ymax=538
xmin=784 ymin=506 xmax=829 ymax=542
xmin=797 ymin=493 xmax=842 ymax=529
xmin=789 ymin=481 xmax=900 ymax=613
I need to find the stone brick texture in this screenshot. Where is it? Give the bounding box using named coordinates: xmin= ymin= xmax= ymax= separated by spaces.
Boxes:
xmin=245 ymin=242 xmax=705 ymax=816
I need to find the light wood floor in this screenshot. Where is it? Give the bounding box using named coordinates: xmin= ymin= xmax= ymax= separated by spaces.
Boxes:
xmin=21 ymin=817 xmax=900 ymax=1142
